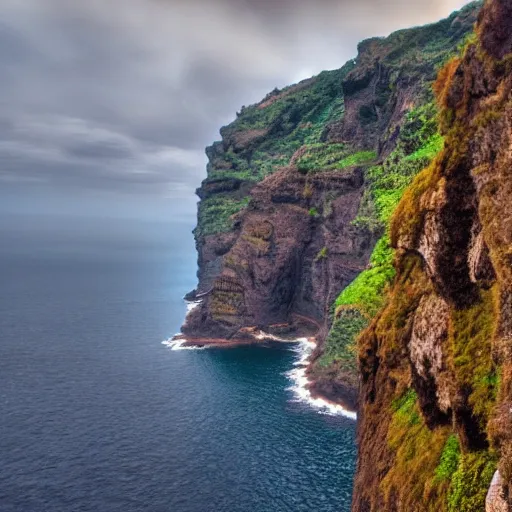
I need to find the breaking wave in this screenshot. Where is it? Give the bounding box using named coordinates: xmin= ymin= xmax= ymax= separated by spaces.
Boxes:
xmin=285 ymin=338 xmax=357 ymax=420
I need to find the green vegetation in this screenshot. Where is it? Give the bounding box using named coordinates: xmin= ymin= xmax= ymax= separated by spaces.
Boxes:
xmin=195 ymin=196 xmax=250 ymax=237
xmin=296 ymin=143 xmax=349 ymax=173
xmin=448 ymin=451 xmax=497 ymax=512
xmin=229 ymin=67 xmax=351 ymax=134
xmin=315 ymin=247 xmax=328 ymax=261
xmin=356 ymin=101 xmax=444 ymax=231
xmin=435 ymin=435 xmax=461 ymax=482
xmin=337 ymin=150 xmax=377 ymax=170
xmin=374 ymin=2 xmax=479 ymax=73
xmin=380 ymin=371 xmax=496 ymax=512
xmin=317 ymin=309 xmax=368 ymax=369
xmin=334 ymin=235 xmax=395 ymax=319
xmin=391 ymin=389 xmax=421 ymax=426
xmin=383 ymin=388 xmax=495 ymax=511
xmin=199 ymin=63 xmax=357 ymax=235
xmin=308 ymin=207 xmax=319 ymax=217
xmin=199 ymin=4 xmax=477 ymax=237
xmin=450 ymin=288 xmax=498 ymax=426
xmin=383 ymin=388 xmax=452 ymax=509
xmin=362 ymin=21 xmax=505 ymax=511
xmin=295 ymin=145 xmax=376 ymax=174
xmin=206 ymin=169 xmax=257 ymax=183
xmin=320 ymin=101 xmax=445 ymax=366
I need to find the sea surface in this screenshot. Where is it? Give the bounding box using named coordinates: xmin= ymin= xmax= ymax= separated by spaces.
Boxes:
xmin=0 ymin=215 xmax=356 ymax=512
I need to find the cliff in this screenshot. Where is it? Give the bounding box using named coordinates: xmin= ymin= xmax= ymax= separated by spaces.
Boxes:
xmin=181 ymin=3 xmax=480 ymax=410
xmin=353 ymin=0 xmax=512 ymax=510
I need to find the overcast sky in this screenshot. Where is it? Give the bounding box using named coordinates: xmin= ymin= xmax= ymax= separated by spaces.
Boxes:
xmin=0 ymin=0 xmax=472 ymax=221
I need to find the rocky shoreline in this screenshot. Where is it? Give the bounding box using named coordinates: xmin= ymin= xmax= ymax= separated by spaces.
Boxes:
xmin=173 ymin=301 xmax=359 ymax=414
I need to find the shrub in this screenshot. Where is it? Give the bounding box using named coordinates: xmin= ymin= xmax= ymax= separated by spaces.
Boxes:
xmin=391 ymin=388 xmax=420 ymax=424
xmin=353 ymin=101 xmax=444 ymax=233
xmin=295 ymin=143 xmax=349 ymax=173
xmin=336 ymin=150 xmax=377 ymax=169
xmin=295 ymin=145 xmax=377 ymax=174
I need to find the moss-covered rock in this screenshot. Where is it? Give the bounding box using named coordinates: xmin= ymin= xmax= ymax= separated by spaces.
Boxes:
xmin=353 ymin=1 xmax=512 ymax=509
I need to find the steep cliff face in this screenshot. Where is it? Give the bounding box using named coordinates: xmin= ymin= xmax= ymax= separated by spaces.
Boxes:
xmin=353 ymin=0 xmax=512 ymax=510
xmin=182 ymin=3 xmax=479 ymax=406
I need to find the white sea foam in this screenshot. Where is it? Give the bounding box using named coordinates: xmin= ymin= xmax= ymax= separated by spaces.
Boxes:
xmin=285 ymin=338 xmax=357 ymax=420
xmin=161 ymin=337 xmax=206 ymax=351
xmin=161 ymin=298 xmax=206 ymax=351
xmin=253 ymin=330 xmax=298 ymax=342
xmin=186 ymin=300 xmax=202 ymax=314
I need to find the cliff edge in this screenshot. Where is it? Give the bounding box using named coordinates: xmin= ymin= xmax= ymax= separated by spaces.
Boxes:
xmin=353 ymin=0 xmax=512 ymax=509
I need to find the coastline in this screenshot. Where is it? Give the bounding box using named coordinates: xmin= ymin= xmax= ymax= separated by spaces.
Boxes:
xmin=166 ymin=299 xmax=357 ymax=419
xmin=286 ymin=338 xmax=357 ymax=420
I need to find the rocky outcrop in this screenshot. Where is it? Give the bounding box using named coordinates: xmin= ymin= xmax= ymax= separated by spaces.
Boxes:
xmin=185 ymin=165 xmax=372 ymax=341
xmin=353 ymin=0 xmax=512 ymax=509
xmin=487 ymin=471 xmax=509 ymax=512
xmin=327 ymin=4 xmax=479 ymax=155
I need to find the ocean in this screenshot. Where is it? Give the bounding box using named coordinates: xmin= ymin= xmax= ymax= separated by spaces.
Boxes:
xmin=0 ymin=215 xmax=356 ymax=512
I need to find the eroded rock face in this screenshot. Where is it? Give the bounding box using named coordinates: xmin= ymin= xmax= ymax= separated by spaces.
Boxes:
xmin=468 ymin=228 xmax=497 ymax=286
xmin=353 ymin=0 xmax=512 ymax=509
xmin=409 ymin=293 xmax=452 ymax=416
xmin=184 ymin=166 xmax=373 ymax=339
xmin=487 ymin=471 xmax=509 ymax=512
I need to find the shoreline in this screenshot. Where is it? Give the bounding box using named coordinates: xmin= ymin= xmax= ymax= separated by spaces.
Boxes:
xmin=286 ymin=338 xmax=357 ymax=420
xmin=165 ymin=299 xmax=357 ymax=419
xmin=164 ymin=333 xmax=357 ymax=419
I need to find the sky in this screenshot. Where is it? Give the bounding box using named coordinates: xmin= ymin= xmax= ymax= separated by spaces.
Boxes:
xmin=0 ymin=0 xmax=473 ymax=224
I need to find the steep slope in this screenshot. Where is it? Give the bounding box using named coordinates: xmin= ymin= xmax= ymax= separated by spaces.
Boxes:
xmin=353 ymin=0 xmax=512 ymax=509
xmin=182 ymin=3 xmax=480 ymax=407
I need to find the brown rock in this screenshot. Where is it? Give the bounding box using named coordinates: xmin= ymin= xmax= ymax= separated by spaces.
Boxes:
xmin=486 ymin=471 xmax=509 ymax=512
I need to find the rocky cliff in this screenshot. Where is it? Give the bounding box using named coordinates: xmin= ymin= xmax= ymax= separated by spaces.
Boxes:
xmin=353 ymin=0 xmax=512 ymax=510
xmin=181 ymin=4 xmax=480 ymax=410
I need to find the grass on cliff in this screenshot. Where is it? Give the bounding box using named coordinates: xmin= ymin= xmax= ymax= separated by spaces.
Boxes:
xmin=335 ymin=236 xmax=395 ymax=318
xmin=318 ymin=101 xmax=445 ymax=367
xmin=383 ymin=387 xmax=497 ymax=511
xmin=202 ymin=4 xmax=477 ymax=238
xmin=381 ymin=2 xmax=479 ymax=72
xmin=201 ymin=63 xmax=357 ymax=235
xmin=381 ymin=40 xmax=500 ymax=512
xmin=317 ymin=309 xmax=368 ymax=369
xmin=295 ymin=145 xmax=377 ymax=174
xmin=222 ymin=63 xmax=356 ymax=185
xmin=447 ymin=451 xmax=497 ymax=512
xmin=354 ymin=101 xmax=444 ymax=232
xmin=383 ymin=388 xmax=452 ymax=509
xmin=196 ymin=196 xmax=250 ymax=237
xmin=449 ymin=287 xmax=498 ymax=427
xmin=229 ymin=67 xmax=351 ymax=133
xmin=435 ymin=435 xmax=461 ymax=482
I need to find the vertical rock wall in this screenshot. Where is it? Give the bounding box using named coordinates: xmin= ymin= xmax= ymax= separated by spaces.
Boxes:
xmin=353 ymin=0 xmax=512 ymax=509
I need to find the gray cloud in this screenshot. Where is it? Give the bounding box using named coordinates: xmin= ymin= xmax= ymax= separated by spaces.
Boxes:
xmin=0 ymin=0 xmax=472 ymax=196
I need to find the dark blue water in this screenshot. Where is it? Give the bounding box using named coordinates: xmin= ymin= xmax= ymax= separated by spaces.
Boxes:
xmin=0 ymin=215 xmax=356 ymax=512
